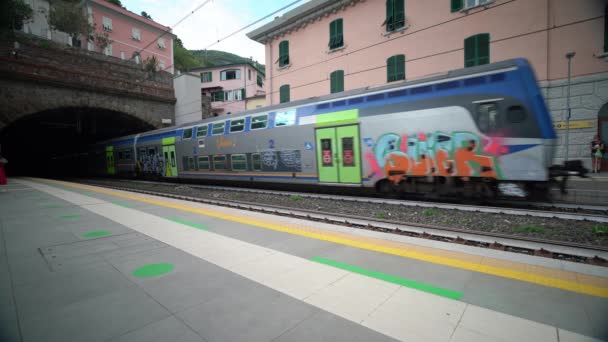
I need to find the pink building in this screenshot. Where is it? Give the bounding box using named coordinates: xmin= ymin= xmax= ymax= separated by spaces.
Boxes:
xmin=191 ymin=63 xmax=265 ymax=117
xmin=85 ymin=0 xmax=175 ymax=73
xmin=247 ymin=0 xmax=608 ymax=168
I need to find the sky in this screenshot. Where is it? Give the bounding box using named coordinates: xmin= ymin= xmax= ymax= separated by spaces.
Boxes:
xmin=123 ymin=0 xmax=311 ymax=64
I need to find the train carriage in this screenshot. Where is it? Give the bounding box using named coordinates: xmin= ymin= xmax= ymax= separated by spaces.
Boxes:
xmin=92 ymin=58 xmax=585 ymax=199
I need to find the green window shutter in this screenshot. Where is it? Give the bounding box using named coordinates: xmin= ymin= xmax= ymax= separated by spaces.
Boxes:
xmin=396 ymin=54 xmax=405 ymax=80
xmin=329 ymin=19 xmax=343 ymax=49
xmin=200 ymin=73 xmax=204 ymax=83
xmin=464 ymin=33 xmax=490 ymax=67
xmin=209 ymin=72 xmax=212 ymax=82
xmin=279 ymin=41 xmax=289 ymax=67
xmin=477 ymin=33 xmax=490 ymax=65
xmin=329 ymin=20 xmax=335 ymax=48
xmin=241 ymin=88 xmax=246 ymax=99
xmin=464 ymin=35 xmax=476 ymax=67
xmin=394 ymin=0 xmax=404 ymax=30
xmin=330 ymin=70 xmax=344 ymax=93
xmin=604 ymin=5 xmax=608 ymax=52
xmin=451 ymin=0 xmax=463 ymax=12
xmin=280 ymin=85 xmax=290 ymax=103
xmin=385 ymin=0 xmax=394 ymax=32
xmin=387 ymin=56 xmax=395 ymax=82
xmin=336 ymin=19 xmax=343 ymax=48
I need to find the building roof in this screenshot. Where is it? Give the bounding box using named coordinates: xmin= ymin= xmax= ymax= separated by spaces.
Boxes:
xmin=88 ymin=0 xmax=176 ymax=37
xmin=190 ymin=62 xmax=266 ymax=77
xmin=247 ymin=0 xmax=360 ymax=43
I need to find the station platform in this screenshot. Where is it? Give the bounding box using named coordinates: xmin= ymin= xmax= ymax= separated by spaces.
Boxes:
xmin=1 ymin=178 xmax=607 ymax=342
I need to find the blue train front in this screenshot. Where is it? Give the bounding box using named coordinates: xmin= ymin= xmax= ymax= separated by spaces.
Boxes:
xmin=91 ymin=58 xmax=586 ymax=199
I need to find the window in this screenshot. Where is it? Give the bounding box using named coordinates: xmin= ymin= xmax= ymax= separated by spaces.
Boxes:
xmin=132 ymin=28 xmax=141 ymax=41
xmin=507 ymin=105 xmax=526 ymax=124
xmin=250 ymin=114 xmax=268 ymax=130
xmin=464 ymin=33 xmax=490 ymax=67
xmin=196 ymin=125 xmax=208 ymax=137
xmin=248 ymin=69 xmax=251 ymax=80
xmin=329 ymin=19 xmax=343 ymax=49
xmin=134 ymin=54 xmax=141 ymax=64
xmin=252 ymin=153 xmax=262 ymax=171
xmin=387 ymin=54 xmax=405 ymax=82
xmin=198 ymin=156 xmax=210 ymax=170
xmin=104 ymin=43 xmax=113 ymax=57
xmin=278 ymin=40 xmax=289 ymax=67
xmin=102 ymin=16 xmax=112 ymax=31
xmin=220 ymin=69 xmax=240 ymax=80
xmin=120 ymin=51 xmax=125 ymax=60
xmin=231 ymin=154 xmax=247 ymax=171
xmin=224 ymin=89 xmax=245 ymax=101
xmin=257 ymin=75 xmax=263 ymax=87
xmin=279 ymin=85 xmax=290 ymax=103
xmin=212 ymin=91 xmax=224 ymax=102
xmin=384 ymin=0 xmax=405 ymax=32
xmin=159 ymin=59 xmax=165 ymax=71
xmin=157 ymin=38 xmax=166 ymax=49
xmin=605 ymin=4 xmax=607 ymax=52
xmin=213 ymin=155 xmax=227 ymax=170
xmin=476 ymin=103 xmax=499 ymax=133
xmin=212 ymin=122 xmax=225 ymax=135
xmin=201 ymin=72 xmax=212 ymax=83
xmin=275 ymin=110 xmax=296 ymax=126
xmin=330 ymin=70 xmax=344 ymax=93
xmin=182 ymin=128 xmax=193 ymax=139
xmin=230 ymin=119 xmax=245 ymax=133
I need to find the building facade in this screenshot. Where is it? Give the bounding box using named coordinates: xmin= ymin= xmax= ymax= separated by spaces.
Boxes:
xmin=173 ymin=73 xmax=202 ymax=125
xmin=21 ymin=0 xmax=175 ymax=73
xmin=191 ymin=63 xmax=265 ymax=117
xmin=247 ymin=0 xmax=608 ymax=168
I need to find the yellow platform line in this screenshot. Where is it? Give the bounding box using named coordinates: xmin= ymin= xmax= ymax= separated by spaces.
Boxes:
xmin=35 ymin=178 xmax=608 ymax=298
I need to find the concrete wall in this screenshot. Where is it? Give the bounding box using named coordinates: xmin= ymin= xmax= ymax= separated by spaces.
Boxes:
xmin=174 ymin=73 xmax=202 ymax=125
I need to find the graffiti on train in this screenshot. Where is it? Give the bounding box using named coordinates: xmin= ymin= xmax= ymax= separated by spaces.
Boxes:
xmin=365 ymin=131 xmax=501 ymax=182
xmin=136 ymin=151 xmax=166 ymax=176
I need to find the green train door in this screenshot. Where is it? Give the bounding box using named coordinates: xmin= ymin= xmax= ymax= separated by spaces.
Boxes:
xmin=162 ymin=137 xmax=178 ymax=177
xmin=105 ymin=146 xmax=115 ymax=175
xmin=315 ymin=125 xmax=361 ymax=183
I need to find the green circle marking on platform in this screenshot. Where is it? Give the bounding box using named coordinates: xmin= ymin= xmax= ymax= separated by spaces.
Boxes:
xmin=82 ymin=230 xmax=112 ymax=238
xmin=132 ymin=263 xmax=174 ymax=278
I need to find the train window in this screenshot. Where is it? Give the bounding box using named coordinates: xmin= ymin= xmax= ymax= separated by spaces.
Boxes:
xmin=188 ymin=157 xmax=195 ymax=170
xmin=251 ymin=115 xmax=268 ymax=130
xmin=212 ymin=122 xmax=225 ymax=135
xmin=275 ymin=110 xmax=296 ymax=127
xmin=118 ymin=151 xmax=124 ymax=160
xmin=196 ymin=125 xmax=208 ymax=137
xmin=170 ymin=151 xmax=176 ymax=167
xmin=198 ymin=156 xmax=210 ymax=170
xmin=230 ymin=119 xmax=245 ymax=133
xmin=124 ymin=151 xmax=132 ymax=160
xmin=507 ymin=105 xmax=527 ymax=124
xmin=198 ymin=139 xmax=205 ymax=148
xmin=183 ymin=128 xmax=193 ymax=139
xmin=231 ymin=154 xmax=247 ymax=171
xmin=213 ymin=155 xmax=226 ymax=170
xmin=252 ymin=153 xmax=262 ymax=171
xmin=476 ymin=103 xmax=500 ymax=133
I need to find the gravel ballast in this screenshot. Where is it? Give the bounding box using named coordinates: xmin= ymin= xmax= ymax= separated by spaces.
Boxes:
xmin=82 ymin=179 xmax=608 ymax=248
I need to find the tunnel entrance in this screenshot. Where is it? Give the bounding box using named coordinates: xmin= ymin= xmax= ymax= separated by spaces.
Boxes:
xmin=0 ymin=107 xmax=155 ymax=177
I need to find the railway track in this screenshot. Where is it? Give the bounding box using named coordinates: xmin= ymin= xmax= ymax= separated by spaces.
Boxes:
xmin=94 ymin=178 xmax=608 ymax=221
xmin=72 ymin=178 xmax=608 ymax=267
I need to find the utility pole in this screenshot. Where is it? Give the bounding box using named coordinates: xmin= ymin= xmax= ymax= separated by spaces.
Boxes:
xmin=564 ymin=52 xmax=575 ymax=162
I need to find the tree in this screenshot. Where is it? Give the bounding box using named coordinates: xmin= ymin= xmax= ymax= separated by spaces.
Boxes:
xmin=94 ymin=31 xmax=112 ymax=52
xmin=143 ymin=55 xmax=159 ymax=72
xmin=173 ymin=37 xmax=202 ymax=72
xmin=140 ymin=11 xmax=152 ymax=20
xmin=0 ymin=0 xmax=33 ymax=32
xmin=48 ymin=0 xmax=92 ymax=38
xmin=105 ymin=0 xmax=124 ymax=8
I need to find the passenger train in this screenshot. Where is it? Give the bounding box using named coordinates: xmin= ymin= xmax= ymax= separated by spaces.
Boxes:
xmin=89 ymin=59 xmax=586 ymax=199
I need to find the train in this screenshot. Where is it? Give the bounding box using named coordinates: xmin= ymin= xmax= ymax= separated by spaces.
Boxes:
xmin=89 ymin=58 xmax=587 ymax=199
